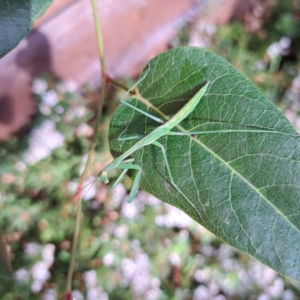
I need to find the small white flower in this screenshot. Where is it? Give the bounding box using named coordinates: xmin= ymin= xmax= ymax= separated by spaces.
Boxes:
xmin=194 ymin=269 xmax=206 ymax=283
xmin=266 ymin=42 xmax=281 ymax=59
xmin=31 ymin=280 xmax=43 ymax=293
xmin=83 ymin=270 xmax=98 ymax=288
xmin=179 ymin=229 xmax=189 ymax=240
xmin=121 ymin=200 xmax=141 ymax=218
xmin=39 ymin=104 xmax=51 ymax=116
xmin=56 ymin=80 xmax=78 ymax=94
xmin=193 ymin=285 xmax=211 ymax=300
xmin=82 ymin=178 xmax=97 ymax=200
xmin=267 ymin=37 xmax=291 ymax=59
xmin=24 ymin=242 xmax=42 ymax=257
xmin=32 ymin=261 xmax=51 ymax=282
xmin=257 ymin=294 xmax=271 ymax=300
xmin=282 ymin=290 xmax=295 ymax=300
xmin=41 ymin=90 xmax=58 ymax=107
xmin=279 ymin=36 xmax=291 ymax=50
xmin=54 ymin=105 xmax=64 ymax=114
xmin=24 ymin=120 xmax=65 ymax=165
xmin=87 ymin=289 xmax=108 ymax=300
xmin=114 ymin=224 xmax=128 ymax=238
xmin=76 ymin=123 xmax=94 ymax=137
xmin=131 ymin=253 xmax=151 ymax=295
xmin=122 ymin=258 xmax=136 ymax=280
xmin=266 ymin=278 xmax=284 ymax=297
xmin=32 ymin=79 xmax=48 ymax=94
xmin=169 ymin=253 xmax=181 ymax=266
xmin=111 ymin=184 xmax=127 ymax=207
xmin=43 ymin=289 xmax=57 ymax=300
xmin=14 ymin=268 xmax=30 ymax=282
xmin=206 ymin=23 xmax=216 ymax=36
xmin=155 ymin=204 xmax=192 ymax=228
xmin=72 ymin=290 xmax=84 ymax=300
xmin=14 ymin=161 xmax=26 ymax=171
xmin=42 ymin=244 xmax=55 ymax=266
xmin=103 ymin=252 xmax=114 ymax=266
xmin=72 ymin=106 xmax=86 ymax=118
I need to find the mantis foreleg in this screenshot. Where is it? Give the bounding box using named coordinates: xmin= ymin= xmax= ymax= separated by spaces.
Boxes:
xmin=120 ymin=100 xmax=164 ymax=124
xmin=115 ymin=163 xmax=141 ymax=203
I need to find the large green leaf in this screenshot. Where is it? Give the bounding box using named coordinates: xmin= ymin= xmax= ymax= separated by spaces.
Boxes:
xmin=109 ymin=47 xmax=300 ymax=280
xmin=0 ymin=0 xmax=52 ymax=58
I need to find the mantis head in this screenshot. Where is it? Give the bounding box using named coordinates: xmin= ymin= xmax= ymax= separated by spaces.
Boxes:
xmin=97 ymin=170 xmax=109 ymax=184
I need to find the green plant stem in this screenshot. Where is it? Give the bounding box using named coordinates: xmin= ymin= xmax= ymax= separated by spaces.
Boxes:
xmin=65 ymin=0 xmax=106 ymax=294
xmin=106 ymin=75 xmax=129 ymax=92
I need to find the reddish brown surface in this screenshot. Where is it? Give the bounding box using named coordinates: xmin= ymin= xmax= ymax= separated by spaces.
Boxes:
xmin=0 ymin=0 xmax=200 ymax=140
xmin=0 ymin=0 xmax=264 ymax=140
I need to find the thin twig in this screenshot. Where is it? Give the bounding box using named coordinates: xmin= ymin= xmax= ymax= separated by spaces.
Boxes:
xmin=64 ymin=0 xmax=106 ymax=295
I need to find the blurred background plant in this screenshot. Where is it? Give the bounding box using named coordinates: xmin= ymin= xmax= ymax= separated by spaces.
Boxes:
xmin=1 ymin=0 xmax=300 ymax=299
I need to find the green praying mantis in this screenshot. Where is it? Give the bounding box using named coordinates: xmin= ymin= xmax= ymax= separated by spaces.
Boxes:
xmin=96 ymin=74 xmax=278 ymax=221
xmin=97 ymin=80 xmax=210 ymax=220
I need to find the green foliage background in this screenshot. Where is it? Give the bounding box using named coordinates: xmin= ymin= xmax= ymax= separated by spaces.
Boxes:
xmin=1 ymin=1 xmax=300 ymax=299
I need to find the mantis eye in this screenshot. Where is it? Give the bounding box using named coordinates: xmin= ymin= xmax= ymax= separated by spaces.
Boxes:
xmin=97 ymin=170 xmax=109 ymax=184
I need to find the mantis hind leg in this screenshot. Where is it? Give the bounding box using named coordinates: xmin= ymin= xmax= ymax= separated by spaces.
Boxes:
xmin=152 ymin=141 xmax=204 ymax=223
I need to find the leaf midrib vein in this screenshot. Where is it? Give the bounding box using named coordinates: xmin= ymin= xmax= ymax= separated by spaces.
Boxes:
xmin=130 ymin=91 xmax=300 ymax=234
xmin=192 ymin=133 xmax=300 ymax=235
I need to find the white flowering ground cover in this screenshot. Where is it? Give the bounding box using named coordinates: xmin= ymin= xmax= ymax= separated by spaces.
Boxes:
xmin=1 ymin=1 xmax=300 ymax=299
xmin=1 ymin=75 xmax=300 ymax=298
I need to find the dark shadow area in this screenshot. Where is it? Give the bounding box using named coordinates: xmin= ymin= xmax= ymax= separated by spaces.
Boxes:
xmin=0 ymin=96 xmax=13 ymax=125
xmin=16 ymin=29 xmax=52 ymax=77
